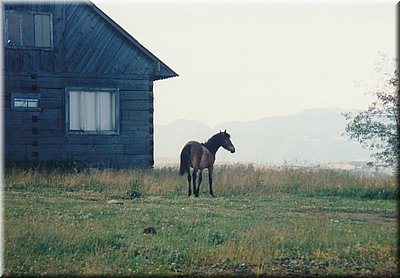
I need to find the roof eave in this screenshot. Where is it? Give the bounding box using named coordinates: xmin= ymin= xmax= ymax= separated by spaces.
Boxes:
xmin=153 ymin=73 xmax=179 ymax=81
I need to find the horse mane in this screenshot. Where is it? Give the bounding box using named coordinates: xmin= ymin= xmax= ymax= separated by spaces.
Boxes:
xmin=203 ymin=132 xmax=221 ymax=145
xmin=202 ymin=132 xmax=230 ymax=153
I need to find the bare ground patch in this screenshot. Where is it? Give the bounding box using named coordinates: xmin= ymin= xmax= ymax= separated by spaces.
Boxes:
xmin=294 ymin=205 xmax=397 ymax=224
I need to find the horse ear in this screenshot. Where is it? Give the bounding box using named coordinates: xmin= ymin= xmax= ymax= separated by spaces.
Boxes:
xmin=224 ymin=129 xmax=227 ymax=134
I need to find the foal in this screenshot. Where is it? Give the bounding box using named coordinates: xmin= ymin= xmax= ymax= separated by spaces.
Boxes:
xmin=179 ymin=130 xmax=235 ymax=197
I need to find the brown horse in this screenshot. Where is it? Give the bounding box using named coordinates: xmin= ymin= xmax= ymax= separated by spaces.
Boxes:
xmin=179 ymin=130 xmax=235 ymax=197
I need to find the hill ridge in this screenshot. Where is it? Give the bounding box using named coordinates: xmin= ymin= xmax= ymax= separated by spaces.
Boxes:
xmin=155 ymin=108 xmax=371 ymax=165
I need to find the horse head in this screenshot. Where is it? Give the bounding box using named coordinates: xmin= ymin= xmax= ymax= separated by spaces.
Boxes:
xmin=220 ymin=130 xmax=235 ymax=153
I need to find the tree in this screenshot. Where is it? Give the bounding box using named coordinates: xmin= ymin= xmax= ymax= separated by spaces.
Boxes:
xmin=343 ymin=60 xmax=398 ymax=167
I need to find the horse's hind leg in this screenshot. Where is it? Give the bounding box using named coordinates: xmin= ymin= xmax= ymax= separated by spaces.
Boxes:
xmin=197 ymin=170 xmax=203 ymax=197
xmin=187 ymin=171 xmax=192 ymax=196
xmin=192 ymin=168 xmax=199 ymax=197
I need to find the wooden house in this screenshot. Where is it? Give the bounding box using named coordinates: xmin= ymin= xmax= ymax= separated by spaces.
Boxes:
xmin=3 ymin=1 xmax=178 ymax=168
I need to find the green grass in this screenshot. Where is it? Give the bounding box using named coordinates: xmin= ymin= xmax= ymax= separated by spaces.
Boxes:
xmin=3 ymin=164 xmax=398 ymax=276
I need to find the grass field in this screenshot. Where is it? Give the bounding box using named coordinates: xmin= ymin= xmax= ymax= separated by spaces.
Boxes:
xmin=3 ymin=164 xmax=398 ymax=276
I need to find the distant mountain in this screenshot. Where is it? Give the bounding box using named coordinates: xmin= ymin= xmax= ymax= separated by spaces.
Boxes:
xmin=154 ymin=108 xmax=372 ymax=165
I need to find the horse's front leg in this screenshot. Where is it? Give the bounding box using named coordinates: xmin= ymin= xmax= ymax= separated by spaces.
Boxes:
xmin=208 ymin=167 xmax=214 ymax=197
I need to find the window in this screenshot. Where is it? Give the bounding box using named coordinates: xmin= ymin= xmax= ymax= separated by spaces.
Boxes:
xmin=5 ymin=11 xmax=52 ymax=49
xmin=11 ymin=92 xmax=41 ymax=111
xmin=66 ymin=89 xmax=119 ymax=134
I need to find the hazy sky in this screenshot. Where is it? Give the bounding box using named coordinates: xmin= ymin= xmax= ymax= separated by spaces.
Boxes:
xmin=94 ymin=0 xmax=396 ymax=127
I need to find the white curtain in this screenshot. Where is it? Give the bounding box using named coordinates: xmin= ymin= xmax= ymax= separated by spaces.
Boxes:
xmin=69 ymin=91 xmax=81 ymax=131
xmin=69 ymin=91 xmax=115 ymax=132
xmin=98 ymin=92 xmax=115 ymax=131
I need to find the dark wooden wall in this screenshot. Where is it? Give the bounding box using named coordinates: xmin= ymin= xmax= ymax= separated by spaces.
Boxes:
xmin=3 ymin=1 xmax=174 ymax=168
xmin=4 ymin=74 xmax=155 ymax=168
xmin=4 ymin=2 xmax=157 ymax=76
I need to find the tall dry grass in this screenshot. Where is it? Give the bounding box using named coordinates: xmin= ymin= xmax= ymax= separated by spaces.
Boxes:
xmin=213 ymin=164 xmax=396 ymax=199
xmin=4 ymin=164 xmax=397 ymax=200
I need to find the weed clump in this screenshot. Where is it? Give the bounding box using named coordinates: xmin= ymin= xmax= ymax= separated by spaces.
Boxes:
xmin=208 ymin=230 xmax=227 ymax=246
xmin=126 ymin=180 xmax=144 ymax=199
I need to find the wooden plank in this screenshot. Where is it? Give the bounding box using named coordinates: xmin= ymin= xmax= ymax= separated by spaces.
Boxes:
xmin=35 ymin=147 xmax=64 ymax=161
xmin=6 ymin=49 xmax=23 ymax=72
xmin=6 ymin=114 xmax=63 ymax=126
xmin=120 ymin=91 xmax=150 ymax=100
xmin=5 ymin=128 xmax=65 ymax=138
xmin=103 ymin=43 xmax=133 ymax=74
xmin=54 ymin=4 xmax=66 ymax=72
xmin=41 ymin=151 xmax=150 ymax=165
xmin=39 ymin=108 xmax=64 ymax=120
xmin=72 ymin=17 xmax=106 ymax=73
xmin=22 ymin=50 xmax=33 ymax=72
xmin=41 ymin=99 xmax=63 ymax=109
xmin=122 ymin=48 xmax=152 ymax=74
xmin=4 ymin=133 xmax=37 ymax=143
xmin=124 ymin=144 xmax=150 ymax=155
xmin=121 ymin=100 xmax=150 ymax=111
xmin=81 ymin=25 xmax=115 ymax=74
xmin=38 ymin=106 xmax=63 ymax=113
xmin=126 ymin=50 xmax=153 ymax=75
xmin=107 ymin=47 xmax=137 ymax=74
xmin=66 ymin=2 xmax=80 ymax=23
xmin=6 ymin=72 xmax=152 ymax=82
xmin=65 ymin=11 xmax=99 ymax=63
xmin=5 ymin=117 xmax=64 ymax=131
xmin=65 ymin=154 xmax=152 ymax=168
xmin=121 ymin=110 xmax=138 ymax=120
xmin=121 ymin=125 xmax=149 ymax=135
xmin=30 ymin=50 xmax=40 ymax=72
xmin=5 ymin=111 xmax=41 ymax=121
xmin=39 ymin=50 xmax=54 ymax=72
xmin=7 ymin=143 xmax=66 ymax=161
xmin=36 ymin=3 xmax=51 ymax=12
xmin=121 ymin=111 xmax=150 ymax=121
xmin=65 ymin=4 xmax=86 ymax=43
xmin=83 ymin=32 xmax=118 ymax=73
xmin=4 ymin=136 xmax=66 ymax=145
xmin=5 ymin=76 xmax=150 ymax=91
xmin=97 ymin=35 xmax=125 ymax=74
xmin=63 ymin=144 xmax=125 ymax=155
xmin=40 ymin=89 xmax=64 ymax=106
xmin=44 ymin=88 xmax=64 ymax=96
xmin=5 ymin=111 xmax=65 ymax=131
xmin=66 ymin=136 xmax=130 ymax=145
xmin=4 ymin=149 xmax=153 ymax=168
xmin=59 ymin=135 xmax=151 ymax=149
xmin=66 ymin=7 xmax=103 ymax=62
xmin=4 ymin=145 xmax=33 ymax=161
xmin=121 ymin=122 xmax=151 ymax=131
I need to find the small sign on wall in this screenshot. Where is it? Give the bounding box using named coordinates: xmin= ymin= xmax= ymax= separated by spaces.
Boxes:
xmin=11 ymin=92 xmax=41 ymax=111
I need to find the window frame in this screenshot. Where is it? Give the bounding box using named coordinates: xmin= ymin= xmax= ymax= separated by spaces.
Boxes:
xmin=4 ymin=10 xmax=54 ymax=50
xmin=65 ymin=87 xmax=120 ymax=135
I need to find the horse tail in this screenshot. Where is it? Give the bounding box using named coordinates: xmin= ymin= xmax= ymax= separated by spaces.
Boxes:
xmin=179 ymin=144 xmax=191 ymax=176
